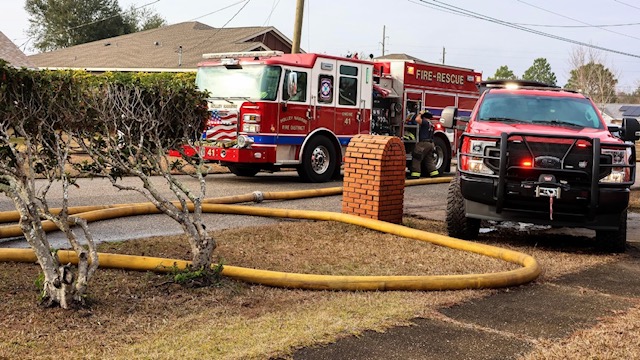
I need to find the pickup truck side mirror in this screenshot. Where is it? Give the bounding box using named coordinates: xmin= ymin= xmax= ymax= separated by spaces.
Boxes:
xmin=621 ymin=117 xmax=640 ymax=142
xmin=440 ymin=106 xmax=458 ymax=129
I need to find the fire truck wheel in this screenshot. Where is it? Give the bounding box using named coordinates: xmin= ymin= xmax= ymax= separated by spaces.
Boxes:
xmin=595 ymin=210 xmax=627 ymax=253
xmin=446 ymin=177 xmax=480 ymax=240
xmin=433 ymin=137 xmax=450 ymax=174
xmin=227 ymin=165 xmax=260 ymax=177
xmin=297 ymin=135 xmax=337 ymax=183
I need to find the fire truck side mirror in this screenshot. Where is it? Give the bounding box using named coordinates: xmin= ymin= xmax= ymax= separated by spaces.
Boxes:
xmin=287 ymin=72 xmax=298 ymax=97
xmin=440 ymin=106 xmax=458 ymax=129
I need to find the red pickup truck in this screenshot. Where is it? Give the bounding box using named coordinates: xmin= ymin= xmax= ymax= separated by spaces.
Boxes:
xmin=441 ymin=80 xmax=640 ymax=252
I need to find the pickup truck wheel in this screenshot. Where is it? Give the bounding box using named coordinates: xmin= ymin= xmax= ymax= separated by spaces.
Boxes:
xmin=446 ymin=177 xmax=480 ymax=240
xmin=227 ymin=165 xmax=260 ymax=177
xmin=297 ymin=135 xmax=337 ymax=183
xmin=595 ymin=210 xmax=627 ymax=253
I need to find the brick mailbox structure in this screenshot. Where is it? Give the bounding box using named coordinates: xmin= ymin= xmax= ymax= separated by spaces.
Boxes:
xmin=341 ymin=134 xmax=406 ymax=224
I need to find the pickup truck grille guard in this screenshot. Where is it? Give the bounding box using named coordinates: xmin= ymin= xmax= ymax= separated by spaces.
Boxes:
xmin=458 ymin=131 xmax=636 ymax=220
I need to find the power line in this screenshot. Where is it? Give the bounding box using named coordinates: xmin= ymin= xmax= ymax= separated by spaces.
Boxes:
xmin=184 ymin=0 xmax=252 ymax=53
xmin=66 ymin=0 xmax=160 ymax=32
xmin=189 ymin=0 xmax=247 ymax=22
xmin=517 ymin=0 xmax=640 ymax=41
xmin=614 ymin=0 xmax=640 ymax=11
xmin=19 ymin=0 xmax=162 ymax=52
xmin=263 ymin=0 xmax=281 ymax=26
xmin=407 ymin=0 xmax=473 ymax=19
xmin=512 ymin=21 xmax=640 ymax=28
xmin=413 ymin=0 xmax=640 ymax=59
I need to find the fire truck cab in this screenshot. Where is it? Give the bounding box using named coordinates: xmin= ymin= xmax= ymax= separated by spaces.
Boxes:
xmin=192 ymin=51 xmax=481 ymax=182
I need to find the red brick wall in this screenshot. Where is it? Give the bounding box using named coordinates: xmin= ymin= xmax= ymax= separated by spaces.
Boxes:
xmin=342 ymin=134 xmax=406 ymax=224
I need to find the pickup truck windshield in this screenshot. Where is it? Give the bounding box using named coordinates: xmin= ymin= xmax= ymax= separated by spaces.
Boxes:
xmin=196 ymin=65 xmax=282 ymax=101
xmin=477 ymin=93 xmax=604 ymax=129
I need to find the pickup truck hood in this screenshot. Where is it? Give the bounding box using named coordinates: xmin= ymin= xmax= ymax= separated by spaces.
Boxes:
xmin=467 ymin=120 xmax=622 ymax=144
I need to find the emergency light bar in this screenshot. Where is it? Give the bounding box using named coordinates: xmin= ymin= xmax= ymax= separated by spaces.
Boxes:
xmin=202 ymin=50 xmax=284 ymax=60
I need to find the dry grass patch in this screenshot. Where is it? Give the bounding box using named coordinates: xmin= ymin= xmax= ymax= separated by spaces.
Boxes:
xmin=0 ymin=217 xmax=624 ymax=359
xmin=520 ymin=303 xmax=640 ymax=360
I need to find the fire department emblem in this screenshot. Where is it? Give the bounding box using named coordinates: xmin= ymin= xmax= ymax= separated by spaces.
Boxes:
xmin=319 ymin=78 xmax=332 ymax=101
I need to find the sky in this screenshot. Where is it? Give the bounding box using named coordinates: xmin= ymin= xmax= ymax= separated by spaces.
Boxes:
xmin=2 ymin=0 xmax=640 ymax=91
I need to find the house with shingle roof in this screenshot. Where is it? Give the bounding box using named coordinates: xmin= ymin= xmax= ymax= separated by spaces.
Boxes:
xmin=0 ymin=31 xmax=36 ymax=68
xmin=29 ymin=21 xmax=294 ymax=72
xmin=600 ymin=103 xmax=640 ymax=125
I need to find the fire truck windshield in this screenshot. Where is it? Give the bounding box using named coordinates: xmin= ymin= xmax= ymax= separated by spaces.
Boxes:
xmin=196 ymin=65 xmax=282 ymax=101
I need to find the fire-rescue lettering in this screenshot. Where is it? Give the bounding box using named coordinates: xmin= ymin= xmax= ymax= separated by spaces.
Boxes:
xmin=415 ymin=69 xmax=464 ymax=85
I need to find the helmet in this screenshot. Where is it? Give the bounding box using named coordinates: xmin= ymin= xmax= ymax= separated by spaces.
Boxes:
xmin=402 ymin=132 xmax=416 ymax=141
xmin=420 ymin=110 xmax=433 ymax=119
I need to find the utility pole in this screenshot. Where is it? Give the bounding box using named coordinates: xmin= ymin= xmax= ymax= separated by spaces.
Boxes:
xmin=291 ymin=0 xmax=304 ymax=53
xmin=381 ymin=25 xmax=386 ymax=56
xmin=442 ymin=47 xmax=446 ymax=64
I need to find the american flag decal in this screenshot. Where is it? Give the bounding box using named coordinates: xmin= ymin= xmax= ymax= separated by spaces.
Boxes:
xmin=203 ymin=109 xmax=238 ymax=141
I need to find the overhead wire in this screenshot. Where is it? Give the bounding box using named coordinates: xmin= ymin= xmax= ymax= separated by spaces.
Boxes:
xmin=17 ymin=0 xmax=162 ymax=52
xmin=614 ymin=0 xmax=640 ymax=11
xmin=183 ymin=0 xmax=252 ymax=53
xmin=414 ymin=0 xmax=640 ymax=59
xmin=512 ymin=21 xmax=640 ymax=29
xmin=263 ymin=0 xmax=281 ymax=26
xmin=66 ymin=0 xmax=161 ymax=32
xmin=189 ymin=0 xmax=248 ymax=22
xmin=517 ymin=0 xmax=640 ymax=41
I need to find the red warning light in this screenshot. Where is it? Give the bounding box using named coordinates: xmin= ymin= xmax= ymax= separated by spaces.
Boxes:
xmin=521 ymin=159 xmax=533 ymax=167
xmin=576 ymin=140 xmax=590 ymax=148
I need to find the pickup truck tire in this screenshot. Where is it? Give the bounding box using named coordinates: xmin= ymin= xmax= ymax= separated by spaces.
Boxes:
xmin=297 ymin=135 xmax=337 ymax=183
xmin=227 ymin=165 xmax=260 ymax=177
xmin=595 ymin=210 xmax=627 ymax=253
xmin=446 ymin=177 xmax=481 ymax=240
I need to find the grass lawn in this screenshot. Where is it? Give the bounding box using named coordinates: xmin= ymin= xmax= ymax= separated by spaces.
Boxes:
xmin=3 ymin=197 xmax=637 ymax=360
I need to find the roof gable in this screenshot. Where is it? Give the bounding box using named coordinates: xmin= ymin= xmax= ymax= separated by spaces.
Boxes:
xmin=0 ymin=31 xmax=36 ymax=68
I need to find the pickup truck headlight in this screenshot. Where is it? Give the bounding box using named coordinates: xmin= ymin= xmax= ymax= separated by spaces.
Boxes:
xmin=462 ymin=139 xmax=497 ymax=175
xmin=600 ymin=147 xmax=631 ymax=183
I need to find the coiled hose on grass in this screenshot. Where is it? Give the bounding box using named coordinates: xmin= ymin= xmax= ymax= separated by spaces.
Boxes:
xmin=0 ymin=177 xmax=541 ymax=291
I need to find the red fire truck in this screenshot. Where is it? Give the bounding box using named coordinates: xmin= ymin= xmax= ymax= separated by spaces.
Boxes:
xmin=190 ymin=50 xmax=482 ymax=182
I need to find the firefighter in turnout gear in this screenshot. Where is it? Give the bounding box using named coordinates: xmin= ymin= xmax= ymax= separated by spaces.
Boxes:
xmin=408 ymin=110 xmax=438 ymax=179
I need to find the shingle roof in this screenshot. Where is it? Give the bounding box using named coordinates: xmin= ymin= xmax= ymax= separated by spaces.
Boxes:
xmin=0 ymin=31 xmax=36 ymax=68
xmin=601 ymin=103 xmax=640 ymax=120
xmin=29 ymin=21 xmax=292 ymax=70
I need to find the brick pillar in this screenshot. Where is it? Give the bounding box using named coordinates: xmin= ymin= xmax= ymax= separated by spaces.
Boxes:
xmin=342 ymin=134 xmax=406 ymax=224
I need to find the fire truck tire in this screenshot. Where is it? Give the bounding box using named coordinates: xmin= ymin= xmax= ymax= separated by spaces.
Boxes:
xmin=433 ymin=137 xmax=451 ymax=174
xmin=595 ymin=210 xmax=627 ymax=253
xmin=227 ymin=165 xmax=260 ymax=177
xmin=297 ymin=135 xmax=337 ymax=183
xmin=446 ymin=177 xmax=480 ymax=240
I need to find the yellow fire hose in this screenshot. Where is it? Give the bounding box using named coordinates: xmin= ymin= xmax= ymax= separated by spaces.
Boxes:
xmin=0 ymin=177 xmax=541 ymax=291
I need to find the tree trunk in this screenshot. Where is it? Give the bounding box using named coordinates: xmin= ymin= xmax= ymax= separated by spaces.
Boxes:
xmin=188 ymin=228 xmax=217 ymax=271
